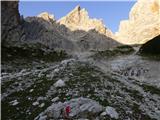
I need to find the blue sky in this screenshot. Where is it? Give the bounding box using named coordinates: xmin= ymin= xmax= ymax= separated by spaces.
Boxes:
xmin=19 ymin=1 xmax=136 ymax=33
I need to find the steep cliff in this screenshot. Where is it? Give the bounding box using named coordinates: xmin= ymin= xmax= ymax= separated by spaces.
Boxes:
xmin=1 ymin=1 xmax=25 ymax=46
xmin=116 ymin=0 xmax=160 ymax=44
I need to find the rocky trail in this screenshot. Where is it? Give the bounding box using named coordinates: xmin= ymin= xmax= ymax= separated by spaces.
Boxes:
xmin=1 ymin=51 xmax=160 ymax=120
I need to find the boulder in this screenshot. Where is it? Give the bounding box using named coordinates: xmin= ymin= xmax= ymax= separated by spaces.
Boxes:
xmin=105 ymin=106 xmax=119 ymax=119
xmin=35 ymin=97 xmax=103 ymax=119
xmin=54 ymin=79 xmax=65 ymax=88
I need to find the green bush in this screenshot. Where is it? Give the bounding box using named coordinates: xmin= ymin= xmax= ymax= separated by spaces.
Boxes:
xmin=2 ymin=43 xmax=68 ymax=62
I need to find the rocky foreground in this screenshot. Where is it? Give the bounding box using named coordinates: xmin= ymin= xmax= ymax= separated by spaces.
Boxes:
xmin=2 ymin=46 xmax=160 ymax=120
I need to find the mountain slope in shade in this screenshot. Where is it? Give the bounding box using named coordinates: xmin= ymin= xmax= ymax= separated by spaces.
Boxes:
xmin=139 ymin=35 xmax=160 ymax=54
xmin=116 ymin=0 xmax=160 ymax=45
xmin=24 ymin=16 xmax=75 ymax=51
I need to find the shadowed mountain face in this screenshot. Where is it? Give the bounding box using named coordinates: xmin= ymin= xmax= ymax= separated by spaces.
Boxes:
xmin=139 ymin=35 xmax=160 ymax=54
xmin=24 ymin=16 xmax=120 ymax=52
xmin=23 ymin=17 xmax=75 ymax=51
xmin=1 ymin=1 xmax=25 ymax=46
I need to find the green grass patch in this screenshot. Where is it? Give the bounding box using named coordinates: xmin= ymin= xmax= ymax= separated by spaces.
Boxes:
xmin=2 ymin=43 xmax=69 ymax=63
xmin=91 ymin=45 xmax=135 ymax=59
xmin=141 ymin=84 xmax=160 ymax=95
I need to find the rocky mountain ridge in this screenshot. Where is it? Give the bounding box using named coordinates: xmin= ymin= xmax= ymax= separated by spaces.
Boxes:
xmin=36 ymin=5 xmax=118 ymax=50
xmin=31 ymin=1 xmax=160 ymax=46
xmin=2 ymin=2 xmax=120 ymax=52
xmin=2 ymin=1 xmax=159 ymax=50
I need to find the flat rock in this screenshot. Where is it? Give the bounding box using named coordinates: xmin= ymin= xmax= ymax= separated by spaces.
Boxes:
xmin=105 ymin=106 xmax=119 ymax=119
xmin=35 ymin=97 xmax=103 ymax=119
xmin=54 ymin=79 xmax=65 ymax=88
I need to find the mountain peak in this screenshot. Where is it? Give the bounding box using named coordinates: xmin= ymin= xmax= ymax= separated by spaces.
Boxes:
xmin=58 ymin=5 xmax=113 ymax=37
xmin=37 ymin=12 xmax=55 ymax=21
xmin=73 ymin=5 xmax=81 ymax=11
xmin=59 ymin=5 xmax=89 ymax=25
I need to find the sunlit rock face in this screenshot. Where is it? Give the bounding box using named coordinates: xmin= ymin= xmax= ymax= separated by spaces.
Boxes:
xmin=116 ymin=0 xmax=160 ymax=45
xmin=58 ymin=5 xmax=114 ymax=38
xmin=37 ymin=12 xmax=55 ymax=22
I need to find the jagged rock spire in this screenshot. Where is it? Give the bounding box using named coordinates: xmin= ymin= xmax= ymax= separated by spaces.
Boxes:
xmin=58 ymin=5 xmax=113 ymax=38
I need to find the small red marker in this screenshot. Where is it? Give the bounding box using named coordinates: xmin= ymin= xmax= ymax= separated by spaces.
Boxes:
xmin=64 ymin=105 xmax=71 ymax=118
xmin=66 ymin=105 xmax=71 ymax=114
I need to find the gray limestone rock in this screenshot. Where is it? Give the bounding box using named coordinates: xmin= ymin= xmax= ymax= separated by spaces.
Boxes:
xmin=35 ymin=97 xmax=103 ymax=119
